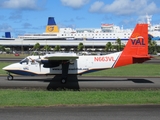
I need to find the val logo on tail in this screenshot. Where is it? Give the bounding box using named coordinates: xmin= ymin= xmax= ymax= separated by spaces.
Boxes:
xmin=131 ymin=36 xmax=145 ymax=45
xmin=3 ymin=24 xmax=151 ymax=84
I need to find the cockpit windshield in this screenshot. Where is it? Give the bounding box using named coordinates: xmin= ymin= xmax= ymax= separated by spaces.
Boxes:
xmin=20 ymin=58 xmax=29 ymax=64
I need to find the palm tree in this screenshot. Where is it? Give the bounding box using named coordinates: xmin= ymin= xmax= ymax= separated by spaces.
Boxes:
xmin=77 ymin=42 xmax=84 ymax=51
xmin=148 ymin=35 xmax=157 ymax=54
xmin=43 ymin=45 xmax=51 ymax=51
xmin=121 ymin=43 xmax=125 ymax=50
xmin=149 ymin=40 xmax=157 ymax=54
xmin=116 ymin=38 xmax=121 ymax=51
xmin=105 ymin=42 xmax=112 ymax=52
xmin=54 ymin=45 xmax=61 ymax=51
xmin=0 ymin=45 xmax=5 ymax=52
xmin=33 ymin=43 xmax=40 ymax=51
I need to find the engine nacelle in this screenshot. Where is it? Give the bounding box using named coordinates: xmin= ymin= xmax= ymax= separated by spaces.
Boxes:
xmin=41 ymin=60 xmax=61 ymax=68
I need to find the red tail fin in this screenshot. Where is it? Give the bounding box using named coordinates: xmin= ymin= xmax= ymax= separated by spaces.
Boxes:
xmin=114 ymin=24 xmax=151 ymax=68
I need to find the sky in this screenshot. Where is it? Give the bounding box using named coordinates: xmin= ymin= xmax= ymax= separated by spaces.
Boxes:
xmin=0 ymin=0 xmax=160 ymax=37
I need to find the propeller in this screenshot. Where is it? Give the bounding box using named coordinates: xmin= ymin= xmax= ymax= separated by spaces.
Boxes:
xmin=29 ymin=57 xmax=35 ymax=63
xmin=29 ymin=56 xmax=42 ymax=71
xmin=35 ymin=55 xmax=42 ymax=71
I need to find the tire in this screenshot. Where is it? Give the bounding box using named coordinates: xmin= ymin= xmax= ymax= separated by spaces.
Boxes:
xmin=61 ymin=78 xmax=67 ymax=84
xmin=7 ymin=75 xmax=13 ymax=81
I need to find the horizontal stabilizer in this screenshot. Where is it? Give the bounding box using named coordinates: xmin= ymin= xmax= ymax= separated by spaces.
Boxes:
xmin=133 ymin=55 xmax=152 ymax=59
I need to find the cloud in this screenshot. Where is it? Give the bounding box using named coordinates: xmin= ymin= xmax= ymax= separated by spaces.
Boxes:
xmin=89 ymin=1 xmax=104 ymax=12
xmin=0 ymin=23 xmax=13 ymax=32
xmin=0 ymin=0 xmax=43 ymax=10
xmin=9 ymin=12 xmax=22 ymax=20
xmin=22 ymin=23 xmax=32 ymax=29
xmin=76 ymin=16 xmax=85 ymax=20
xmin=89 ymin=0 xmax=160 ymax=15
xmin=61 ymin=0 xmax=90 ymax=9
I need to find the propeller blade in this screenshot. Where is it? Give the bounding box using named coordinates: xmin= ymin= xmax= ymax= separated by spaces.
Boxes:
xmin=39 ymin=56 xmax=42 ymax=72
xmin=35 ymin=55 xmax=42 ymax=71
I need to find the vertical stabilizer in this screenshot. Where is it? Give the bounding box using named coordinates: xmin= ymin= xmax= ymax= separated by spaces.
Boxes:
xmin=45 ymin=17 xmax=59 ymax=33
xmin=114 ymin=24 xmax=151 ymax=68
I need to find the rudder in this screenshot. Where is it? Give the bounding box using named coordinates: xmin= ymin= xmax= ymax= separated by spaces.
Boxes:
xmin=123 ymin=24 xmax=148 ymax=56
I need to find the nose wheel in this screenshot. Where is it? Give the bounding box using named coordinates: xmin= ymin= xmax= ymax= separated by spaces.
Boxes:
xmin=7 ymin=73 xmax=13 ymax=80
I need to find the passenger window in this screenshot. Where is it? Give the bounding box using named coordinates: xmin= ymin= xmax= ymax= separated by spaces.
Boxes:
xmin=20 ymin=58 xmax=29 ymax=64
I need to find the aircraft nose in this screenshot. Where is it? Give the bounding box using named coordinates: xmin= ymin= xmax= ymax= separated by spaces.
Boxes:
xmin=2 ymin=66 xmax=7 ymax=70
xmin=3 ymin=65 xmax=12 ymax=71
xmin=2 ymin=63 xmax=20 ymax=71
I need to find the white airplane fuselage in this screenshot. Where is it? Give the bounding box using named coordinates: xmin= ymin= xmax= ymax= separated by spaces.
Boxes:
xmin=3 ymin=52 xmax=121 ymax=76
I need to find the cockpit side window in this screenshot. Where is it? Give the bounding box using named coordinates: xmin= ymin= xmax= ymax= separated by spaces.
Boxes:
xmin=20 ymin=58 xmax=29 ymax=64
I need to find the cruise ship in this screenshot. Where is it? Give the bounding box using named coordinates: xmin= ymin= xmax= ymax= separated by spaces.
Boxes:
xmin=16 ymin=15 xmax=160 ymax=41
xmin=1 ymin=15 xmax=160 ymax=48
xmin=18 ymin=17 xmax=132 ymax=41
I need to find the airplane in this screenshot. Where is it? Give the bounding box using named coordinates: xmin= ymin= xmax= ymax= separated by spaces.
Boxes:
xmin=3 ymin=23 xmax=152 ymax=84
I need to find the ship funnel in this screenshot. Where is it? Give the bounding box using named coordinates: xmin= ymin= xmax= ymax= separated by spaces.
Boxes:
xmin=45 ymin=17 xmax=59 ymax=33
xmin=48 ymin=17 xmax=56 ymax=25
xmin=5 ymin=32 xmax=11 ymax=38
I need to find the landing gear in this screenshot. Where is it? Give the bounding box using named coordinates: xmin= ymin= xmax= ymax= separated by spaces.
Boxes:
xmin=7 ymin=74 xmax=13 ymax=81
xmin=61 ymin=61 xmax=69 ymax=84
xmin=61 ymin=78 xmax=67 ymax=84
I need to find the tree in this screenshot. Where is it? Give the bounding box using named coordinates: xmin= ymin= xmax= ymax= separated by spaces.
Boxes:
xmin=105 ymin=42 xmax=112 ymax=52
xmin=149 ymin=40 xmax=157 ymax=54
xmin=43 ymin=45 xmax=51 ymax=51
xmin=54 ymin=45 xmax=61 ymax=51
xmin=116 ymin=38 xmax=121 ymax=51
xmin=148 ymin=35 xmax=157 ymax=54
xmin=77 ymin=42 xmax=84 ymax=51
xmin=121 ymin=43 xmax=125 ymax=50
xmin=0 ymin=45 xmax=5 ymax=52
xmin=33 ymin=43 xmax=40 ymax=51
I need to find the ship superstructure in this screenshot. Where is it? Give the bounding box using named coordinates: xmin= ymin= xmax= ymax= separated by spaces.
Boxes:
xmin=1 ymin=15 xmax=160 ymax=48
xmin=16 ymin=15 xmax=160 ymax=41
xmin=18 ymin=17 xmax=133 ymax=41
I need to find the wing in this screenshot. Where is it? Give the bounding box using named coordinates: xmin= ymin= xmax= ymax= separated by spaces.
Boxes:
xmin=42 ymin=53 xmax=79 ymax=83
xmin=44 ymin=53 xmax=79 ymax=60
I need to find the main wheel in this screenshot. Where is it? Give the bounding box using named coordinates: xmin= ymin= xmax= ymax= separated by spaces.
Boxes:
xmin=7 ymin=75 xmax=13 ymax=81
xmin=61 ymin=78 xmax=67 ymax=84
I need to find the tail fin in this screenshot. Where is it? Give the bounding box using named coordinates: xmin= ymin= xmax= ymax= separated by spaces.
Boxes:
xmin=5 ymin=32 xmax=11 ymax=38
xmin=45 ymin=17 xmax=59 ymax=33
xmin=114 ymin=24 xmax=151 ymax=68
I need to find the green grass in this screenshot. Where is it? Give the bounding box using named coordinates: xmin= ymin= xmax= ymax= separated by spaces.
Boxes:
xmin=0 ymin=89 xmax=160 ymax=107
xmin=0 ymin=62 xmax=160 ymax=106
xmin=0 ymin=54 xmax=28 ymax=58
xmin=0 ymin=62 xmax=14 ymax=75
xmin=84 ymin=63 xmax=160 ymax=77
